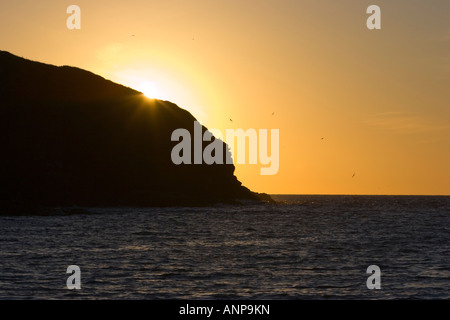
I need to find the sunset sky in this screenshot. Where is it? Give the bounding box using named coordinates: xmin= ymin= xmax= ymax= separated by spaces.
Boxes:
xmin=1 ymin=0 xmax=449 ymax=195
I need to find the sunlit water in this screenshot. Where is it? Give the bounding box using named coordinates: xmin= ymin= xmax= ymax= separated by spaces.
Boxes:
xmin=0 ymin=195 xmax=448 ymax=299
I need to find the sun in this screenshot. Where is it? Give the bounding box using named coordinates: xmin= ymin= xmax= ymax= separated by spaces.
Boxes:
xmin=112 ymin=69 xmax=207 ymax=122
xmin=136 ymin=81 xmax=159 ymax=99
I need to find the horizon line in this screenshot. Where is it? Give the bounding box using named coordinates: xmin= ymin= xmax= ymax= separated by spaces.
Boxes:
xmin=269 ymin=193 xmax=450 ymax=197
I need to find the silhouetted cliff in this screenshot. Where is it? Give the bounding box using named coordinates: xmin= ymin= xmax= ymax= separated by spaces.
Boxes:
xmin=0 ymin=51 xmax=271 ymax=213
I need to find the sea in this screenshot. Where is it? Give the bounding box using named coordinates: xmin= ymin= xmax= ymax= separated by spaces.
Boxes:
xmin=0 ymin=195 xmax=448 ymax=300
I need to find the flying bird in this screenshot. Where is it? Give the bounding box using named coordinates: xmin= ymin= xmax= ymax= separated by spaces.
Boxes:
xmin=272 ymin=112 xmax=275 ymax=116
xmin=229 ymin=118 xmax=233 ymax=122
xmin=352 ymin=172 xmax=356 ymax=178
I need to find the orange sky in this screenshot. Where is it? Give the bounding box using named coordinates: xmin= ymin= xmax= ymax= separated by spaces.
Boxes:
xmin=1 ymin=0 xmax=449 ymax=195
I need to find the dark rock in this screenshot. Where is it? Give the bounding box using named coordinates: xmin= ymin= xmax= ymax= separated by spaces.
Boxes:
xmin=0 ymin=51 xmax=272 ymax=212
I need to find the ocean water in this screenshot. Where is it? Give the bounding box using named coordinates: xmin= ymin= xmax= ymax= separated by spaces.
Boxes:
xmin=0 ymin=195 xmax=448 ymax=300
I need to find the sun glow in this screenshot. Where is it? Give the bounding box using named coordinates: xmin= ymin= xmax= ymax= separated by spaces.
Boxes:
xmin=135 ymin=81 xmax=160 ymax=99
xmin=109 ymin=68 xmax=209 ymax=124
xmin=110 ymin=69 xmax=168 ymax=100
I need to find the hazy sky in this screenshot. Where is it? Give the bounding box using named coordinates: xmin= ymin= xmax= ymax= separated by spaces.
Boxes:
xmin=1 ymin=0 xmax=449 ymax=195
